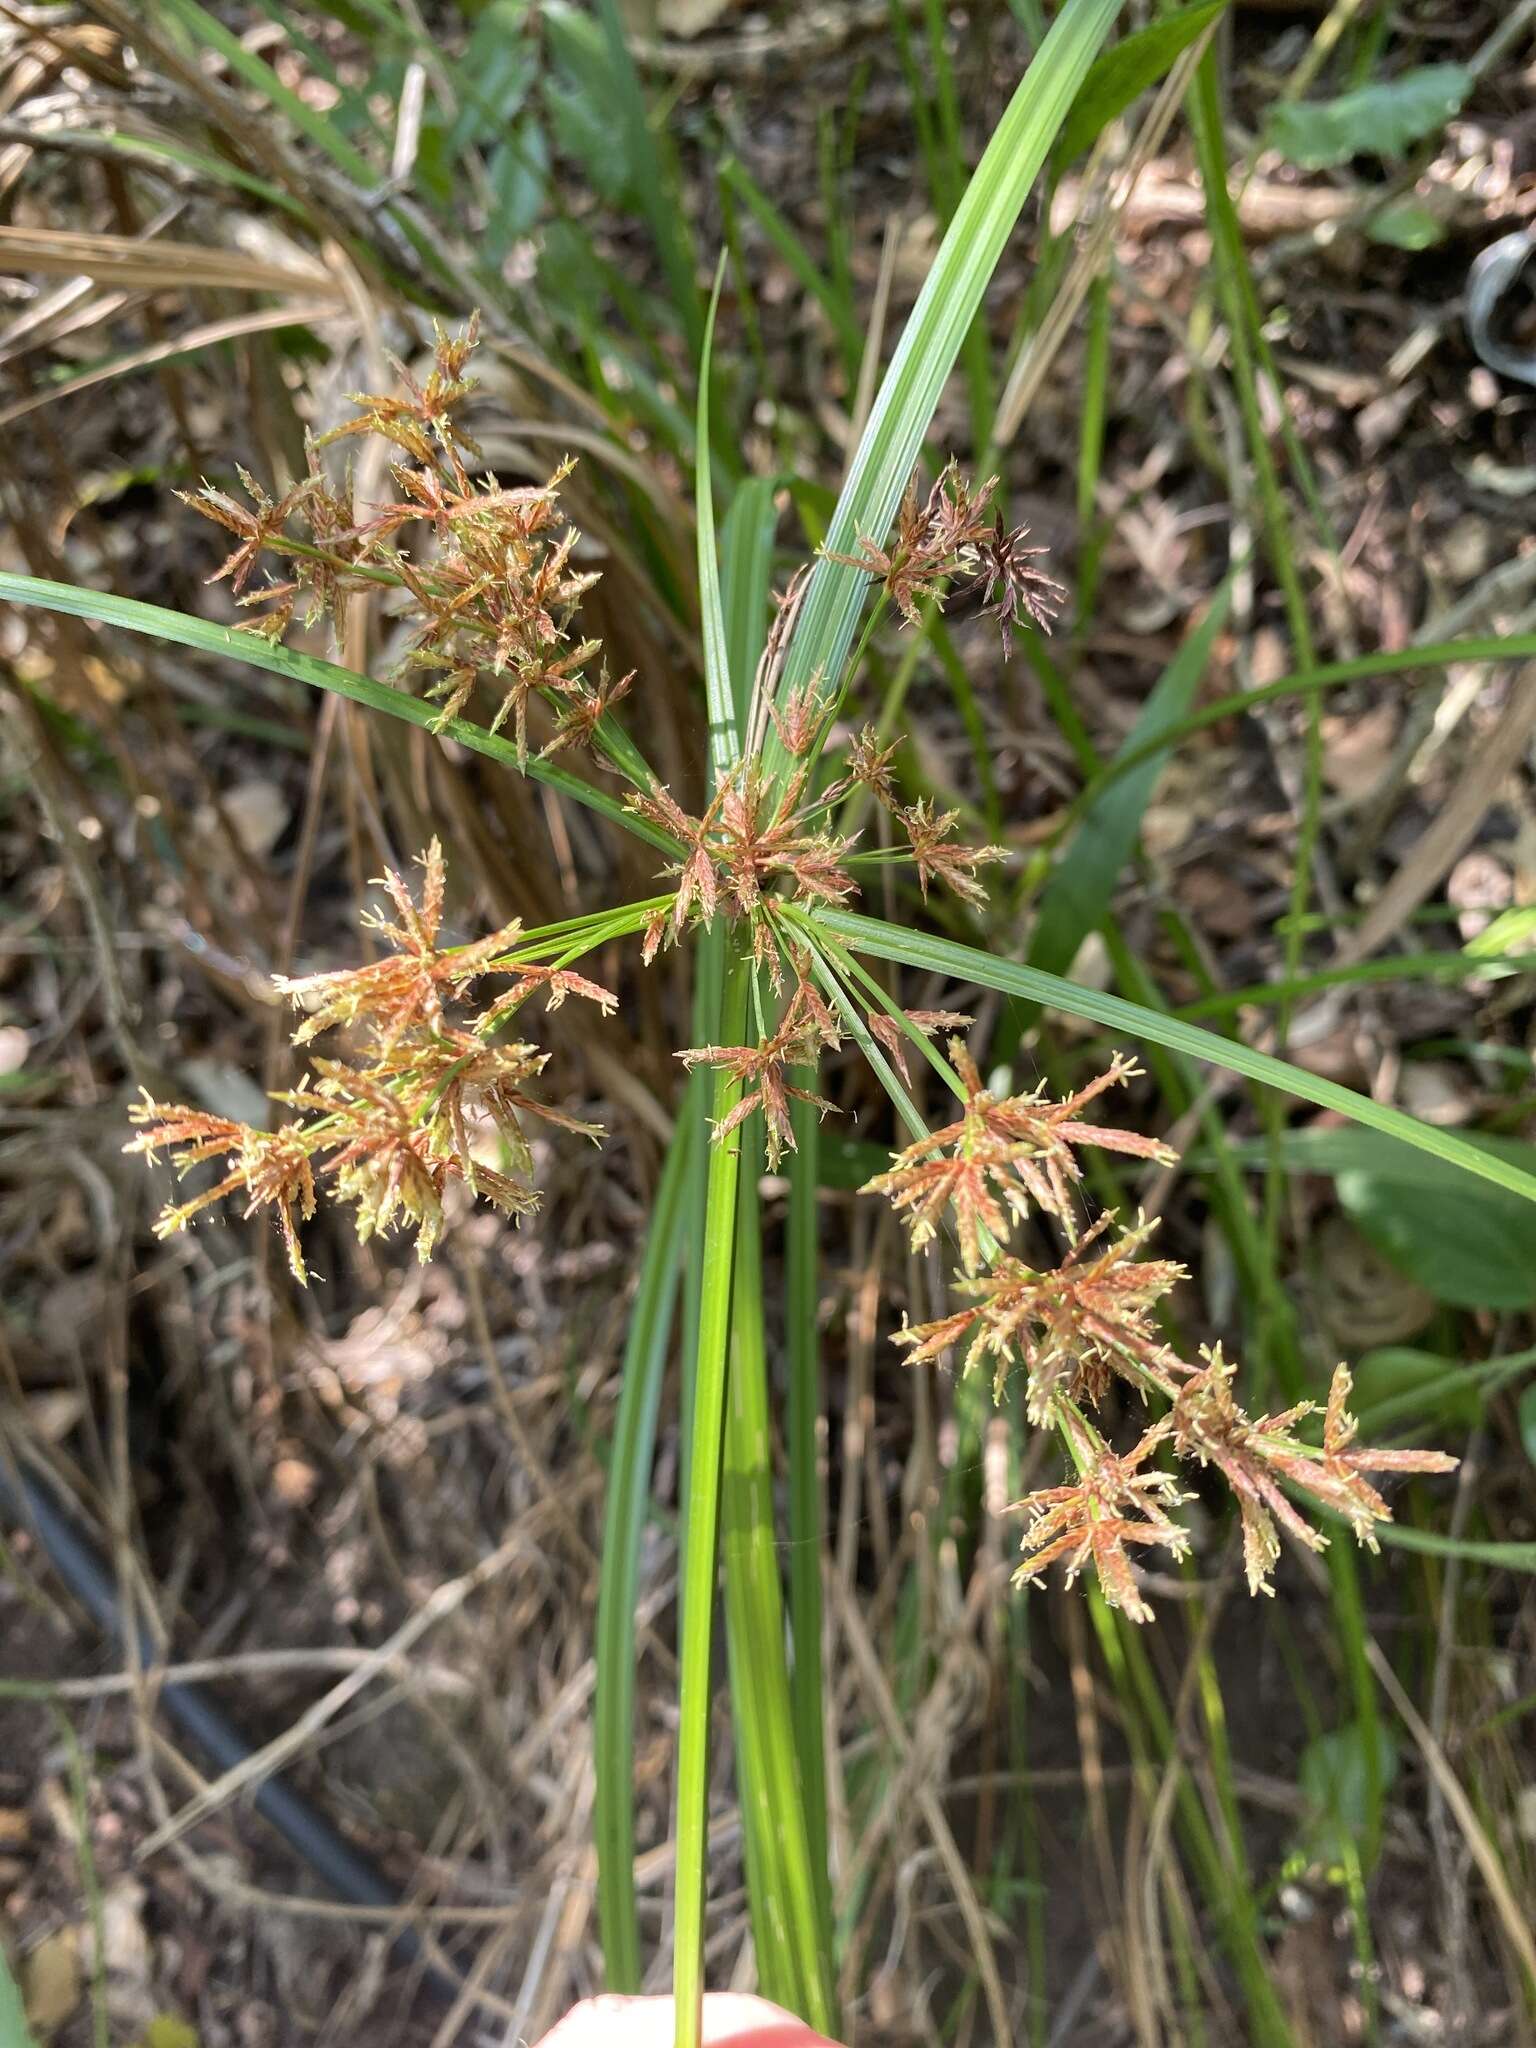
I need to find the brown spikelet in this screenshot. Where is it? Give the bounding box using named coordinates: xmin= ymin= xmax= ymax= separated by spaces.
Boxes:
xmin=1014 ymin=1420 xmax=1190 ymax=1626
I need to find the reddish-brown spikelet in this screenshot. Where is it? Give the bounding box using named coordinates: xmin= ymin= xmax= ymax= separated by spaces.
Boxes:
xmin=128 ymin=841 xmax=602 ymax=1280
xmin=679 ymin=981 xmax=841 ymax=1167
xmin=864 ymin=1042 xmax=1172 ymax=1269
xmin=1014 ymin=1423 xmax=1191 ymax=1625
xmin=1159 ymin=1349 xmax=1459 ymax=1595
xmin=896 ymin=800 xmax=998 ymax=908
xmin=894 ymin=1212 xmax=1187 ymax=1410
xmin=275 ymin=839 xmax=521 ymax=1046
xmin=126 ymin=1098 xmax=318 ymax=1281
xmin=866 ymin=1007 xmax=975 ymax=1084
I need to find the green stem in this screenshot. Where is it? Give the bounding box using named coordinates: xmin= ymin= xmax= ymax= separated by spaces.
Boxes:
xmin=786 ymin=1085 xmax=834 ymax=1973
xmin=723 ymin=1125 xmax=838 ymax=2028
xmin=594 ymin=1113 xmax=694 ymax=1987
xmin=672 ymin=940 xmax=752 ymax=2048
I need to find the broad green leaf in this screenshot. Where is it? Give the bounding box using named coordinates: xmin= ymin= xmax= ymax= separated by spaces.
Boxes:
xmin=1338 ymin=1168 xmax=1536 ymax=1312
xmin=1054 ymin=0 xmax=1227 ymax=166
xmin=1246 ymin=1126 xmax=1536 ymax=1311
xmin=447 ymin=0 xmax=537 ymax=152
xmin=1466 ymin=904 xmax=1536 ymax=960
xmin=485 ymin=117 xmax=550 ymax=257
xmin=0 ymin=572 xmax=674 ymax=854
xmin=795 ymin=904 xmax=1536 ymax=1211
xmin=544 ymin=79 xmax=632 ymax=203
xmin=769 ymin=0 xmax=1124 ymax=763
xmin=1367 ymin=198 xmax=1448 ymax=251
xmin=1266 ymin=64 xmax=1471 ymax=171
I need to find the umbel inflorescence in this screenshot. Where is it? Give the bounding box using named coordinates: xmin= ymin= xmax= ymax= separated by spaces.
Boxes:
xmin=136 ymin=319 xmax=1455 ymax=1622
xmin=128 ymin=839 xmax=613 ymax=1282
xmin=863 ymin=1045 xmax=1457 ymax=1619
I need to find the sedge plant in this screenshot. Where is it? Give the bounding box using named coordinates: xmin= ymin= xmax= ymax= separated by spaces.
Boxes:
xmin=115 ymin=313 xmax=1463 ymax=2020
xmin=3 ymin=2 xmax=1534 ymax=2039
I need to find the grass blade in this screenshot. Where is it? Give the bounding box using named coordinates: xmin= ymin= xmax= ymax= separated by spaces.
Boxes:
xmin=0 ymin=572 xmax=675 ymax=855
xmin=594 ymin=1112 xmax=694 ymax=1990
xmin=720 ymin=476 xmax=779 ymax=732
xmin=785 ymin=1088 xmax=833 ymax=1972
xmin=151 ymin=0 xmax=373 ymax=182
xmin=722 ymin=1129 xmax=837 ymax=2028
xmin=1027 ymin=573 xmax=1235 ymax=980
xmin=1072 ymin=632 xmax=1536 ymax=804
xmin=696 ymin=263 xmax=742 ymax=784
xmin=673 ymin=945 xmax=751 ymax=2048
xmin=768 ymin=0 xmax=1125 ymax=762
xmin=593 ymin=0 xmax=702 ymax=353
xmin=718 ymin=160 xmax=865 ymax=376
xmin=795 ymin=905 xmax=1536 ymax=1207
xmin=1054 ymin=0 xmax=1228 ymax=166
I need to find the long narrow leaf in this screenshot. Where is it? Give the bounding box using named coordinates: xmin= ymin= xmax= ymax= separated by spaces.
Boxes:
xmin=785 ymin=1088 xmax=832 ymax=1972
xmin=696 ymin=264 xmax=742 ymax=785
xmin=768 ymin=0 xmax=1124 ymax=765
xmin=722 ymin=1130 xmax=837 ymax=2028
xmin=720 ymin=475 xmax=779 ymax=731
xmin=593 ymin=0 xmax=702 ymax=352
xmin=673 ymin=947 xmax=751 ymax=2048
xmin=1028 ymin=575 xmax=1234 ymax=980
xmin=1076 ymin=632 xmax=1536 ymax=804
xmin=594 ymin=1113 xmax=694 ymax=1989
xmin=0 ymin=573 xmax=677 ymax=855
xmin=797 ymin=905 xmax=1536 ymax=1207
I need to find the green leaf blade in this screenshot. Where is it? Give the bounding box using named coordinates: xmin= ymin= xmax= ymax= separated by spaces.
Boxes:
xmin=1054 ymin=0 xmax=1228 ymax=167
xmin=802 ymin=904 xmax=1536 ymax=1209
xmin=1266 ymin=64 xmax=1471 ymax=171
xmin=0 ymin=572 xmax=675 ymax=854
xmin=770 ymin=0 xmax=1125 ymax=758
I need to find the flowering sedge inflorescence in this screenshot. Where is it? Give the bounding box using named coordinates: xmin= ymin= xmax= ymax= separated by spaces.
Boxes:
xmin=127 ymin=840 xmax=613 ymax=1281
xmin=862 ymin=1046 xmax=1457 ymax=1620
xmin=182 ymin=316 xmax=618 ymax=768
xmin=150 ymin=319 xmax=1456 ymax=1620
xmin=156 ymin=320 xmax=1047 ymax=1270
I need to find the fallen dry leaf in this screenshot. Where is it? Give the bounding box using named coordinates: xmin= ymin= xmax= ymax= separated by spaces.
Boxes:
xmin=1321 ymin=700 xmax=1400 ymax=800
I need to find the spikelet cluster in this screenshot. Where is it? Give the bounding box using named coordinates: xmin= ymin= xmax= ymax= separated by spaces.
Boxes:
xmin=186 ymin=320 xmax=1053 ymax=1000
xmin=827 ymin=462 xmax=1066 ymax=647
xmin=181 ymin=317 xmax=623 ymax=768
xmin=127 ymin=841 xmax=611 ymax=1281
xmin=864 ymin=1045 xmax=1457 ymax=1621
xmin=167 ymin=323 xmax=1460 ymax=1632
